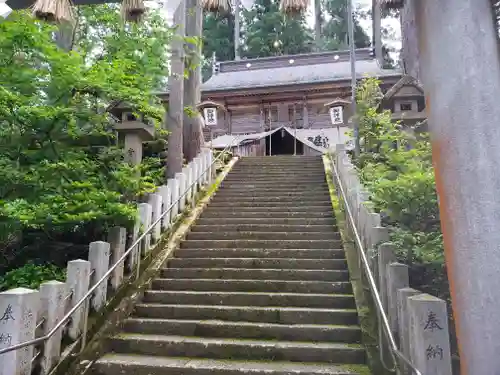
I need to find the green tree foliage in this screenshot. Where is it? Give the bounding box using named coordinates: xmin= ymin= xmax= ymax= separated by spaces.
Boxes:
xmin=75 ymin=4 xmax=170 ymax=92
xmin=0 ymin=9 xmax=171 ymax=273
xmin=202 ymin=11 xmax=235 ymax=81
xmin=242 ymin=0 xmax=313 ymax=58
xmin=354 ymin=78 xmax=445 ymax=294
xmin=319 ymin=0 xmax=370 ymax=51
xmin=203 ymin=12 xmax=235 ymax=62
xmin=0 ymin=263 xmax=66 ymax=291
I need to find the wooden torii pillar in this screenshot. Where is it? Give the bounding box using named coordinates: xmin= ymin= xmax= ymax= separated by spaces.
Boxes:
xmin=379 ymin=0 xmax=500 ymax=373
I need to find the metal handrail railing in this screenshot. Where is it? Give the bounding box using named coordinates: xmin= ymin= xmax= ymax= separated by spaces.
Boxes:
xmin=0 ymin=139 xmax=238 ymax=357
xmin=328 ymin=152 xmax=422 ymax=375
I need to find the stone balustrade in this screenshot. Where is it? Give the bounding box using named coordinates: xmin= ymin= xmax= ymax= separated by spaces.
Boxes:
xmin=0 ymin=148 xmax=214 ymax=375
xmin=333 ymin=144 xmax=453 ymax=375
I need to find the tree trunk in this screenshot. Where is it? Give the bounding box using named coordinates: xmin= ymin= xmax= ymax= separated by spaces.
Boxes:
xmin=55 ymin=22 xmax=76 ymax=51
xmin=166 ymin=0 xmax=186 ymax=179
xmin=182 ymin=0 xmax=204 ymax=163
xmin=234 ymin=0 xmax=241 ymax=60
xmin=401 ymin=0 xmax=420 ymax=79
xmin=372 ymin=1 xmax=383 ymax=67
xmin=314 ymin=0 xmax=321 ymax=51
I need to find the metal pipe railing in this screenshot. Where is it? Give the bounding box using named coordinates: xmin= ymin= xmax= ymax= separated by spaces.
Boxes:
xmin=0 ymin=140 xmax=238 ymax=357
xmin=328 ymin=152 xmax=422 ymax=375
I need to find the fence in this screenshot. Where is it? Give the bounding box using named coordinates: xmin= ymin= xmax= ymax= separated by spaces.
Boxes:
xmin=332 ymin=143 xmax=453 ymax=375
xmin=0 ymin=147 xmax=215 ymax=375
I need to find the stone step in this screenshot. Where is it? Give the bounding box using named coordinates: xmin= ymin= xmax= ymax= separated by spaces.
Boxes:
xmin=217 ymin=188 xmax=330 ymax=194
xmin=239 ymin=155 xmax=321 ymax=159
xmin=221 ymin=179 xmax=327 ymax=184
xmin=194 ymin=218 xmax=336 ymax=226
xmin=202 ymin=206 xmax=333 ymax=213
xmin=213 ymin=193 xmax=331 ymax=200
xmin=207 ymin=201 xmax=333 ymax=207
xmin=237 ymin=161 xmax=323 ymax=165
xmin=167 ymin=258 xmax=347 ymax=270
xmin=238 ymin=160 xmax=322 ymax=164
xmin=174 ymin=248 xmax=345 ymax=259
xmin=225 ymin=172 xmax=325 ymax=177
xmin=143 ymin=290 xmax=355 ymax=309
xmin=228 ymin=168 xmax=325 ymax=172
xmin=151 ymin=279 xmax=352 ymax=294
xmin=93 ymin=354 xmax=368 ymax=375
xmin=227 ymin=172 xmax=326 ymax=177
xmin=180 ymin=239 xmax=342 ymax=249
xmin=134 ymin=304 xmax=359 ymax=325
xmin=237 ymin=162 xmax=323 ymax=166
xmin=190 ymin=225 xmax=335 ymax=233
xmin=217 ymin=187 xmax=329 ymax=193
xmin=185 ymin=232 xmax=340 ymax=241
xmin=237 ymin=159 xmax=323 ymax=162
xmin=234 ymin=170 xmax=324 ymax=172
xmin=232 ymin=168 xmax=324 ymax=172
xmin=220 ymin=182 xmax=329 ymax=187
xmin=200 ymin=211 xmax=334 ymax=219
xmin=222 ymin=178 xmax=326 ymax=183
xmin=123 ymin=319 xmax=361 ymax=343
xmin=212 ymin=192 xmax=331 ymax=198
xmin=107 ymin=334 xmax=366 ymax=364
xmin=161 ymin=268 xmax=348 ymax=281
xmin=231 ymin=169 xmax=324 ymax=173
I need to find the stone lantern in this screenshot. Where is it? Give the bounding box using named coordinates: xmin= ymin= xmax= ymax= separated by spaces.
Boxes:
xmin=203 ymin=107 xmax=218 ymax=127
xmin=196 ymin=100 xmax=228 ymax=144
xmin=323 ymin=98 xmax=352 ymax=127
xmin=109 ymin=102 xmax=155 ymax=166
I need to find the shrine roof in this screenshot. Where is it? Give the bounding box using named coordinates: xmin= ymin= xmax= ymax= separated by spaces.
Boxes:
xmin=201 ymin=49 xmax=401 ymax=92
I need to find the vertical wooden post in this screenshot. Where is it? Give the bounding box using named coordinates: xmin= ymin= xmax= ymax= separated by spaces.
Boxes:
xmin=414 ymin=1 xmax=500 ymax=371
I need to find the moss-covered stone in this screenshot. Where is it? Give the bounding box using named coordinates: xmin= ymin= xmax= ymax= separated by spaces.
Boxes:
xmin=322 ymin=154 xmax=392 ymax=375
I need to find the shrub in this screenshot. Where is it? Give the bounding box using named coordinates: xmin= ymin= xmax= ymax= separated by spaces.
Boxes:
xmin=0 ymin=263 xmax=66 ymax=291
xmin=354 ymin=78 xmax=444 ymax=289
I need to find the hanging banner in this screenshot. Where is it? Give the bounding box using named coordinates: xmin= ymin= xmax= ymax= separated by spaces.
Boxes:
xmin=329 ymin=106 xmax=343 ymax=125
xmin=203 ymin=107 xmax=218 ymax=127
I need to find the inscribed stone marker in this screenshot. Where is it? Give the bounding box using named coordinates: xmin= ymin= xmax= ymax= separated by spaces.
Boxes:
xmin=387 ymin=262 xmax=409 ymax=334
xmin=66 ymin=260 xmax=91 ymax=340
xmin=148 ymin=193 xmax=163 ymax=243
xmin=176 ymin=172 xmax=186 ymax=211
xmin=157 ymin=185 xmax=171 ymax=230
xmin=88 ymin=241 xmax=110 ymax=311
xmin=39 ymin=281 xmax=66 ymax=375
xmin=168 ymin=178 xmax=179 ymax=220
xmin=138 ymin=203 xmax=152 ymax=255
xmin=0 ymin=288 xmax=39 ymax=375
xmin=408 ymin=293 xmax=452 ymax=375
xmin=397 ymin=287 xmax=421 ymax=375
xmin=108 ymin=227 xmax=126 ymax=290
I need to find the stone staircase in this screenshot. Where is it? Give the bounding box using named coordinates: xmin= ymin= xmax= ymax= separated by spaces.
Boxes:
xmin=91 ymin=155 xmax=370 ymax=375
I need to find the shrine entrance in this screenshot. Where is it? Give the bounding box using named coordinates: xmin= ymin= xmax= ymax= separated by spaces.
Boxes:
xmin=265 ymin=128 xmax=304 ymax=155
